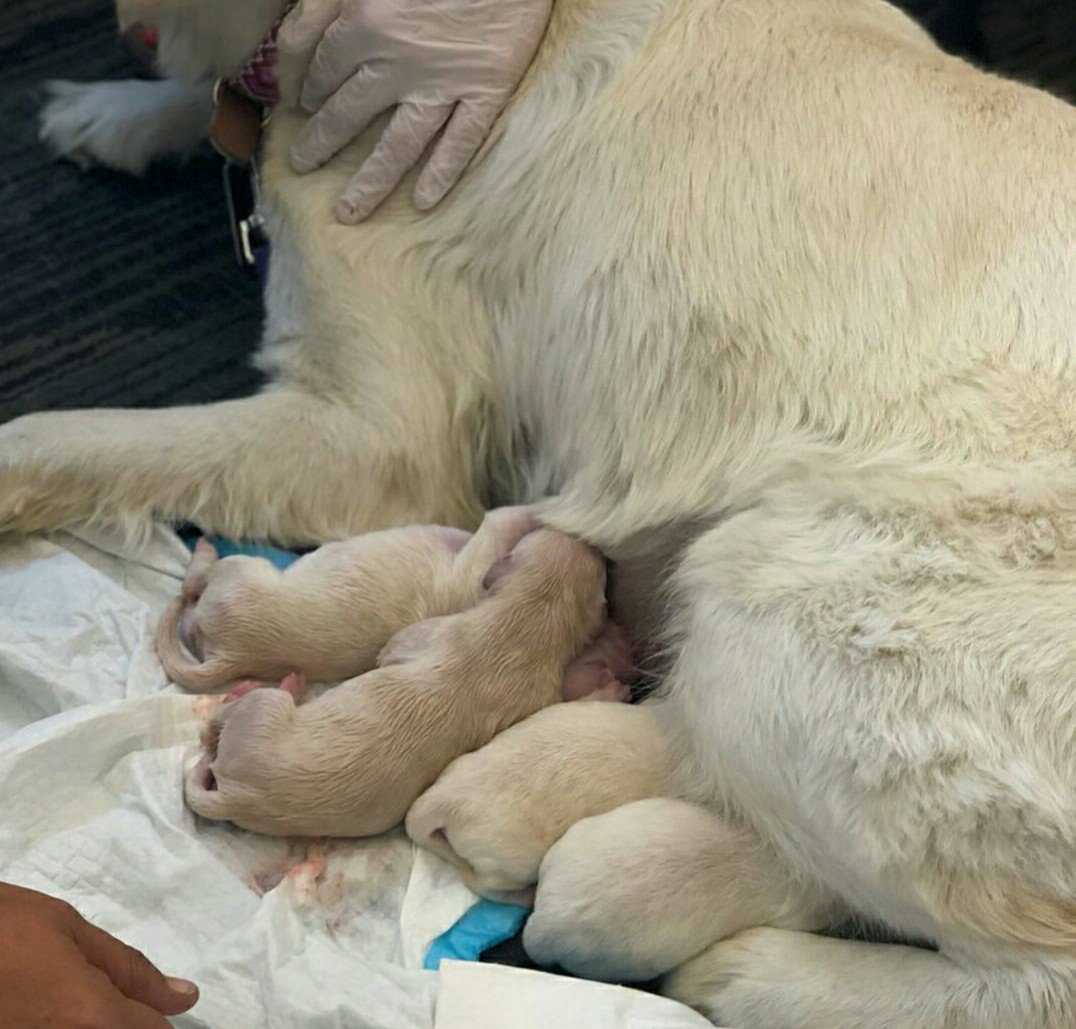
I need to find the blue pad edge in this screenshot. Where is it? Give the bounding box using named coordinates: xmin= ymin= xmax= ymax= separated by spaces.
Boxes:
xmin=423 ymin=899 xmax=531 ymax=971
xmin=181 ymin=531 xmax=300 ymax=571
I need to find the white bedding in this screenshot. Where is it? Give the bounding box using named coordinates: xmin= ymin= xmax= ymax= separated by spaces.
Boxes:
xmin=0 ymin=525 xmax=713 ymax=1028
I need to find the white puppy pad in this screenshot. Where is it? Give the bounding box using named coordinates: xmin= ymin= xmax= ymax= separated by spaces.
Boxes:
xmin=0 ymin=525 xmax=709 ymax=1027
xmin=435 ymin=960 xmax=717 ymax=1028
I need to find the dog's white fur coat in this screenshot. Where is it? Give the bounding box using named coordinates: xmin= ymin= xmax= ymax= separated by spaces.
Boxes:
xmin=19 ymin=0 xmax=1076 ymax=1024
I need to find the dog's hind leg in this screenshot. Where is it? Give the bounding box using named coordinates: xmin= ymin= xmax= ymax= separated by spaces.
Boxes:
xmin=656 ymin=488 xmax=1076 ymax=1028
xmin=0 ymin=386 xmax=481 ymax=545
xmin=664 ymin=928 xmax=1074 ymax=1029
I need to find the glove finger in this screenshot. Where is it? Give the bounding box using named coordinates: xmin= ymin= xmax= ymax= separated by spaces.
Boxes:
xmin=299 ymin=9 xmax=375 ymax=113
xmin=290 ymin=65 xmax=394 ymax=174
xmin=413 ymin=100 xmax=501 ymax=211
xmin=336 ymin=102 xmax=453 ymax=224
xmin=277 ymin=0 xmax=341 ymax=59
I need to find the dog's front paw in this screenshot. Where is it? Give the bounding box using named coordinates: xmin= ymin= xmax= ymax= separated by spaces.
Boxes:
xmin=0 ymin=410 xmax=118 ymax=536
xmin=0 ymin=414 xmax=63 ymax=535
xmin=38 ymin=78 xmax=212 ymax=176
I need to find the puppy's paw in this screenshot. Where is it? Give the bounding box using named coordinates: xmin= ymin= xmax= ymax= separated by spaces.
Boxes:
xmin=38 ymin=78 xmax=211 ymax=176
xmin=581 ymin=676 xmax=632 ymax=702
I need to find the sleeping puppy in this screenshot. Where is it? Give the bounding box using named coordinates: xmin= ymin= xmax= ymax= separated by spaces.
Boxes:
xmin=406 ymin=700 xmax=675 ymax=903
xmin=524 ymin=798 xmax=835 ymax=984
xmin=184 ymin=527 xmax=615 ymax=837
xmin=156 ymin=506 xmax=540 ymax=691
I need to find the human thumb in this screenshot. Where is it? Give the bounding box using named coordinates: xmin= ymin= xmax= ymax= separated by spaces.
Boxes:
xmin=70 ymin=915 xmax=200 ymax=1015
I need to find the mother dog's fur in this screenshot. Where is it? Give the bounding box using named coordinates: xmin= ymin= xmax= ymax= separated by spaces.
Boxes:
xmin=20 ymin=0 xmax=1076 ymax=1024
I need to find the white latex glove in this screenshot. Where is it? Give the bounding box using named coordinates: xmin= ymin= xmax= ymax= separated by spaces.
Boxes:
xmin=282 ymin=0 xmax=553 ymax=224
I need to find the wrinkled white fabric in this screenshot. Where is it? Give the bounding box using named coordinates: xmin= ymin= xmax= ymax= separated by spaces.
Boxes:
xmin=0 ymin=526 xmax=472 ymax=1028
xmin=282 ymin=0 xmax=552 ymax=222
xmin=0 ymin=525 xmax=713 ymax=1027
xmin=434 ymin=961 xmax=717 ymax=1028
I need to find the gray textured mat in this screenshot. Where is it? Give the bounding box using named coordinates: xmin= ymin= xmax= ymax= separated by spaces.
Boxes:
xmin=0 ymin=0 xmax=264 ymax=423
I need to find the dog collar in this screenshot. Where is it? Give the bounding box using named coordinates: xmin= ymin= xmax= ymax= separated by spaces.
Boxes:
xmin=210 ymin=1 xmax=298 ymax=165
xmin=231 ymin=1 xmax=297 ymax=107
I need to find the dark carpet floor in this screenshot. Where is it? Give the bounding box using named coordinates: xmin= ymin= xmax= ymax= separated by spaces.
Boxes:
xmin=1 ymin=1 xmax=1073 ymax=425
xmin=0 ymin=0 xmax=264 ymax=424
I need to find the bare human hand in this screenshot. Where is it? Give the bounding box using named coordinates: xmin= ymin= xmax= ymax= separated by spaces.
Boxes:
xmin=0 ymin=882 xmax=199 ymax=1028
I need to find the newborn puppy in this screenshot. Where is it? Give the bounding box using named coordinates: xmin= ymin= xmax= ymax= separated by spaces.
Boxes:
xmin=406 ymin=700 xmax=675 ymax=902
xmin=184 ymin=528 xmax=612 ymax=837
xmin=523 ymin=799 xmax=832 ymax=983
xmin=157 ymin=507 xmax=539 ymax=691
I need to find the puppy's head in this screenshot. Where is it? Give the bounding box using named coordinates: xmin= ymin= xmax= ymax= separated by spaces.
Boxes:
xmin=484 ymin=529 xmax=609 ymax=657
xmin=185 ymin=681 xmax=304 ymax=834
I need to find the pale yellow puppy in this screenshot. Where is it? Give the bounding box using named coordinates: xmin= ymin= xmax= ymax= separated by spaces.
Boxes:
xmin=184 ymin=527 xmax=609 ymax=837
xmin=406 ymin=700 xmax=675 ymax=902
xmin=157 ymin=507 xmax=538 ymax=692
xmin=524 ymin=798 xmax=834 ymax=983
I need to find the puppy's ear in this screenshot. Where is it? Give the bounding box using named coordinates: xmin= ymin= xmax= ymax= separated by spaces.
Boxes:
xmin=482 ymin=555 xmax=517 ymax=594
xmin=378 ymin=616 xmax=453 ymax=667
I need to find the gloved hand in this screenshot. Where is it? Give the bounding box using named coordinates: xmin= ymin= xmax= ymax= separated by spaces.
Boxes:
xmin=281 ymin=0 xmax=553 ymax=223
xmin=0 ymin=882 xmax=199 ymax=1028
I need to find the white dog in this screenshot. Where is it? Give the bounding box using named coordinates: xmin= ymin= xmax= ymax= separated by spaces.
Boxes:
xmin=16 ymin=0 xmax=1076 ymax=1024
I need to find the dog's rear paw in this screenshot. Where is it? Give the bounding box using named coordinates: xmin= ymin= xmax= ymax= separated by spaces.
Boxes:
xmin=38 ymin=78 xmax=211 ymax=176
xmin=40 ymin=80 xmax=146 ymax=174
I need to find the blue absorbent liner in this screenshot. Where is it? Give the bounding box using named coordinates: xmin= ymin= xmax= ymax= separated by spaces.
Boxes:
xmin=180 ymin=530 xmax=300 ymax=571
xmin=423 ymin=900 xmax=531 ymax=971
xmin=180 ymin=531 xmax=533 ymax=964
